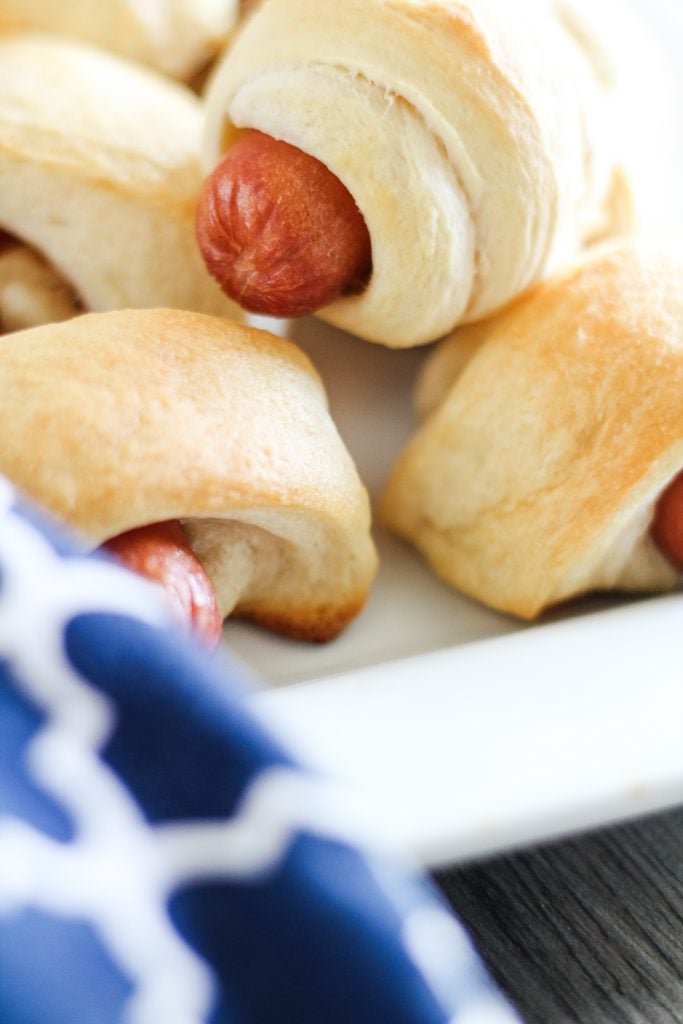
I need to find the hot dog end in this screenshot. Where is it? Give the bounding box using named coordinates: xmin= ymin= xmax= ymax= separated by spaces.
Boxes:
xmin=196 ymin=130 xmax=372 ymax=317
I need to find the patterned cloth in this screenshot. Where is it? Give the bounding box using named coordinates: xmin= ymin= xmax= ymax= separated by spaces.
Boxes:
xmin=0 ymin=477 xmax=520 ymax=1024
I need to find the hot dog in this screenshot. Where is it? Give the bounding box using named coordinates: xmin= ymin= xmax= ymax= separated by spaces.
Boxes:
xmin=0 ymin=309 xmax=377 ymax=644
xmin=652 ymin=473 xmax=683 ymax=570
xmin=414 ymin=312 xmax=683 ymax=580
xmin=103 ymin=521 xmax=223 ymax=648
xmin=196 ymin=131 xmax=372 ymax=317
xmin=199 ymin=0 xmax=674 ymax=347
xmin=381 ymin=243 xmax=683 ymax=619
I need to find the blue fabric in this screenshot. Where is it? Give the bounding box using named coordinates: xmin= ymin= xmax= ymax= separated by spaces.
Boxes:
xmin=0 ymin=478 xmax=521 ymax=1024
xmin=0 ymin=673 xmax=74 ymax=841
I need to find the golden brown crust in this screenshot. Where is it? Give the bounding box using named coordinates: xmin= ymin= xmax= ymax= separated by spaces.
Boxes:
xmin=236 ymin=593 xmax=370 ymax=644
xmin=381 ymin=242 xmax=683 ymax=618
xmin=0 ymin=36 xmax=238 ymax=322
xmin=0 ymin=308 xmax=377 ymax=639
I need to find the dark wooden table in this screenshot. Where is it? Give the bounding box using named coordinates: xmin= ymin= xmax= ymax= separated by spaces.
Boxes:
xmin=436 ymin=808 xmax=683 ymax=1023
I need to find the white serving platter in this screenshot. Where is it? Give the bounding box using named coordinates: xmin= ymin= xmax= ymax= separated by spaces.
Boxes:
xmin=222 ymin=0 xmax=683 ymax=869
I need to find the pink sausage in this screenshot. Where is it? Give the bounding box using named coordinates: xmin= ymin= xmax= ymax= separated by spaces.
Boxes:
xmin=196 ymin=130 xmax=372 ymax=318
xmin=103 ymin=520 xmax=223 ymax=649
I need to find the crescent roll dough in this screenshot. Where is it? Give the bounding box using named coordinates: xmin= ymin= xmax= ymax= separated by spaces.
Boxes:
xmin=0 ymin=308 xmax=377 ymax=640
xmin=0 ymin=36 xmax=238 ymax=333
xmin=204 ymin=0 xmax=669 ymax=347
xmin=0 ymin=239 xmax=82 ymax=332
xmin=0 ymin=0 xmax=238 ymax=80
xmin=381 ymin=243 xmax=683 ymax=618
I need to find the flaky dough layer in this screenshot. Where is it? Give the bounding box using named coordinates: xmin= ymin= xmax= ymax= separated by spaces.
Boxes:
xmin=382 ymin=243 xmax=683 ymax=618
xmin=0 ymin=36 xmax=238 ymax=326
xmin=204 ymin=0 xmax=667 ymax=347
xmin=0 ymin=0 xmax=238 ymax=80
xmin=0 ymin=309 xmax=377 ymax=640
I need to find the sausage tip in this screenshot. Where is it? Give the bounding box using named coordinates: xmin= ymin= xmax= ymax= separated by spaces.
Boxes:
xmin=196 ymin=131 xmax=372 ymax=318
xmin=652 ymin=471 xmax=683 ymax=570
xmin=103 ymin=520 xmax=223 ymax=649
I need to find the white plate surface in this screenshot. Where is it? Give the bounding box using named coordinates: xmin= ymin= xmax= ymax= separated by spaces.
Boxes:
xmin=221 ymin=0 xmax=683 ymax=869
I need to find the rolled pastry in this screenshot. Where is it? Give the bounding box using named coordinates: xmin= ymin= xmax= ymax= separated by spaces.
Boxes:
xmin=0 ymin=36 xmax=238 ymax=332
xmin=201 ymin=0 xmax=668 ymax=347
xmin=381 ymin=242 xmax=683 ymax=618
xmin=0 ymin=0 xmax=238 ymax=81
xmin=0 ymin=308 xmax=377 ymax=641
xmin=0 ymin=236 xmax=82 ymax=332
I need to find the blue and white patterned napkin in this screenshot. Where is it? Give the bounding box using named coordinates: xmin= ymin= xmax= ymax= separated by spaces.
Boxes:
xmin=0 ymin=477 xmax=520 ymax=1024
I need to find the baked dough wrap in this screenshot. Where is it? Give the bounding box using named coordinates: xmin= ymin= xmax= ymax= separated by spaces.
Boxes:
xmin=381 ymin=243 xmax=683 ymax=619
xmin=0 ymin=239 xmax=81 ymax=332
xmin=0 ymin=308 xmax=377 ymax=640
xmin=204 ymin=0 xmax=664 ymax=347
xmin=0 ymin=1 xmax=238 ymax=81
xmin=0 ymin=36 xmax=238 ymax=332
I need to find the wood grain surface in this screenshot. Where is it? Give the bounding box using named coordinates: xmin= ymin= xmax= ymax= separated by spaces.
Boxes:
xmin=437 ymin=808 xmax=683 ymax=1023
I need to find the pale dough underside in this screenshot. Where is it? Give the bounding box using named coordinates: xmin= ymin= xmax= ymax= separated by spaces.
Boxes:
xmin=0 ymin=36 xmax=239 ymax=327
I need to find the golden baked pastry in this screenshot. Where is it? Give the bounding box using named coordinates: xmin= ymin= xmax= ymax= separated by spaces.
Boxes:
xmin=0 ymin=36 xmax=238 ymax=332
xmin=0 ymin=0 xmax=238 ymax=80
xmin=381 ymin=243 xmax=683 ymax=618
xmin=0 ymin=308 xmax=377 ymax=641
xmin=201 ymin=0 xmax=670 ymax=347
